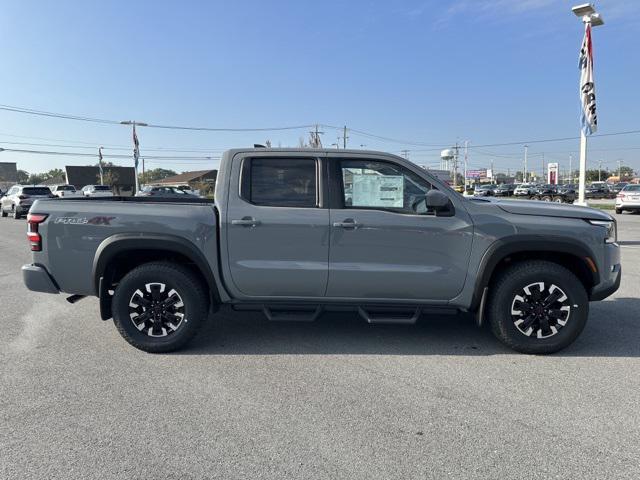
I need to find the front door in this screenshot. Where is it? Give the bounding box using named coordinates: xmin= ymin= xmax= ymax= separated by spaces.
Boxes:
xmin=226 ymin=156 xmax=330 ymax=298
xmin=326 ymin=158 xmax=474 ymax=301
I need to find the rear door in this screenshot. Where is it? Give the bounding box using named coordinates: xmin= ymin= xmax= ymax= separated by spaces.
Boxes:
xmin=326 ymin=156 xmax=474 ymax=301
xmin=225 ymin=154 xmax=329 ymax=298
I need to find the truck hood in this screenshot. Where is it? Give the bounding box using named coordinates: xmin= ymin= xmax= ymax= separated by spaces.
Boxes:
xmin=474 ymin=197 xmax=613 ymax=221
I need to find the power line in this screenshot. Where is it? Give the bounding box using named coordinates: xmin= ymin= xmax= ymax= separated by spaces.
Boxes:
xmin=0 ymin=104 xmax=315 ymax=132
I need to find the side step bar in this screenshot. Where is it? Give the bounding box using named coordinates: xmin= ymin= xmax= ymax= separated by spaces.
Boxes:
xmin=262 ymin=305 xmax=322 ymax=322
xmin=358 ymin=306 xmax=421 ymax=325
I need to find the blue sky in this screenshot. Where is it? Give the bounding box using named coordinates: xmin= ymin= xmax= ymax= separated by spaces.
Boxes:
xmin=0 ymin=0 xmax=638 ymax=177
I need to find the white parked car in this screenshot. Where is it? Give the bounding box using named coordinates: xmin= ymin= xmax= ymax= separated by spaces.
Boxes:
xmin=81 ymin=185 xmax=114 ymax=197
xmin=615 ymin=184 xmax=640 ymax=214
xmin=50 ymin=185 xmax=80 ymax=198
xmin=514 ymin=183 xmax=535 ymax=196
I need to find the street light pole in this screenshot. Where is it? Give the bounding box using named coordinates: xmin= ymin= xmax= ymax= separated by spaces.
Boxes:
xmin=120 ymin=120 xmax=148 ymax=193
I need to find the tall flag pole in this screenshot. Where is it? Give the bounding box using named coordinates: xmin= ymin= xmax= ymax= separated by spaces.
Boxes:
xmin=133 ymin=123 xmax=140 ymax=193
xmin=98 ymin=146 xmax=104 ymax=185
xmin=577 ymin=21 xmax=598 ymax=205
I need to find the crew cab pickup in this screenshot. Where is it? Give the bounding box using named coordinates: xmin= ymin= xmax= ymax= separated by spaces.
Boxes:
xmin=22 ymin=148 xmax=621 ymax=354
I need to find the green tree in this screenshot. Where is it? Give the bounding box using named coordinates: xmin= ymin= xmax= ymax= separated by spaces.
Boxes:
xmin=17 ymin=170 xmax=29 ymax=183
xmin=585 ymin=169 xmax=609 ymax=182
xmin=46 ymin=168 xmax=65 ymax=180
xmin=139 ymin=168 xmax=177 ymax=184
xmin=618 ymin=166 xmax=635 ymax=180
xmin=27 ymin=173 xmax=47 ymax=184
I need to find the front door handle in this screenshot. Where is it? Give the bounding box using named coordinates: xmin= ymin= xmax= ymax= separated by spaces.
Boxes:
xmin=231 ymin=217 xmax=261 ymax=227
xmin=333 ymin=218 xmax=360 ymax=229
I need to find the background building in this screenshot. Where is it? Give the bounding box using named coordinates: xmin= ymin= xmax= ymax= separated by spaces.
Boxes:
xmin=0 ymin=162 xmax=18 ymax=192
xmin=65 ymin=165 xmax=136 ymax=196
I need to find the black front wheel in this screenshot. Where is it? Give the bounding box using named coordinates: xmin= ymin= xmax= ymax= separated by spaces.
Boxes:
xmin=112 ymin=262 xmax=209 ymax=353
xmin=487 ymin=260 xmax=588 ymax=354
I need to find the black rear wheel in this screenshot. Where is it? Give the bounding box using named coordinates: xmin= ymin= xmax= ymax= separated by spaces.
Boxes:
xmin=112 ymin=262 xmax=209 ymax=353
xmin=487 ymin=260 xmax=588 ymax=354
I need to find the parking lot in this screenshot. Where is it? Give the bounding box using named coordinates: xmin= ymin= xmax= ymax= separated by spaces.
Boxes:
xmin=1 ymin=214 xmax=640 ymax=479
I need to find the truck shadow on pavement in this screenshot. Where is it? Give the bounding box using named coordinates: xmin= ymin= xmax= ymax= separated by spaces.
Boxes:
xmin=181 ymin=298 xmax=640 ymax=357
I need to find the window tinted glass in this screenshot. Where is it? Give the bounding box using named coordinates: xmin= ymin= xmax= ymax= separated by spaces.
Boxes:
xmin=94 ymin=185 xmax=111 ymax=191
xmin=23 ymin=187 xmax=53 ymax=195
xmin=247 ymin=158 xmax=317 ymax=207
xmin=340 ymin=160 xmax=433 ymax=214
xmin=59 ymin=185 xmax=76 ymax=191
xmin=623 ymin=185 xmax=640 ymax=192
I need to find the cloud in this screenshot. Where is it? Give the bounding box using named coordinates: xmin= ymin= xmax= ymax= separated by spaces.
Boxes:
xmin=435 ymin=0 xmax=556 ymax=26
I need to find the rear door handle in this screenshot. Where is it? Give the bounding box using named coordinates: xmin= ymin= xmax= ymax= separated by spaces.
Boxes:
xmin=231 ymin=217 xmax=261 ymax=227
xmin=333 ymin=219 xmax=360 ymax=229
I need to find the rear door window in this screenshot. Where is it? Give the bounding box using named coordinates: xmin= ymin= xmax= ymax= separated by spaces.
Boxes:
xmin=242 ymin=158 xmax=318 ymax=208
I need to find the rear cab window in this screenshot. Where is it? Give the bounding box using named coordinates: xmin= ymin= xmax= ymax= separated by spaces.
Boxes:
xmin=241 ymin=157 xmax=318 ymax=208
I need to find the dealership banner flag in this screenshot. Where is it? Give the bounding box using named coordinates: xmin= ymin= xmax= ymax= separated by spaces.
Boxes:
xmin=579 ymin=23 xmax=597 ymax=135
xmin=133 ymin=124 xmax=140 ymax=169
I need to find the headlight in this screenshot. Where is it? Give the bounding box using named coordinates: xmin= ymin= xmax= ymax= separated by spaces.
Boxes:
xmin=589 ymin=219 xmax=617 ymax=244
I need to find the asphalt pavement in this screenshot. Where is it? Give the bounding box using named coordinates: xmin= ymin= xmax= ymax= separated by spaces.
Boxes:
xmin=1 ymin=213 xmax=640 ymax=479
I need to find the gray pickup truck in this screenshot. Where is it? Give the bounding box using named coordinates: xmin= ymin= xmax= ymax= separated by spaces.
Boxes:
xmin=22 ymin=148 xmax=621 ymax=354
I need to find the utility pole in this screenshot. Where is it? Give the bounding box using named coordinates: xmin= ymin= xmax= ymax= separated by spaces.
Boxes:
xmin=309 ymin=124 xmax=324 ymax=148
xmin=618 ymin=159 xmax=622 ymax=180
xmin=569 ymin=154 xmax=573 ymax=183
xmin=523 ymin=145 xmax=529 ymax=183
xmin=97 ymin=146 xmax=104 ymax=185
xmin=596 ymin=159 xmax=601 ymax=181
xmin=463 ymin=140 xmax=469 ymax=190
xmin=343 ymin=126 xmax=348 ymax=149
xmin=452 ymin=142 xmax=459 ymax=188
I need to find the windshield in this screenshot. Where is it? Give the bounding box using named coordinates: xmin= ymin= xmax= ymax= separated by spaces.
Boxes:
xmin=22 ymin=187 xmax=52 ymax=195
xmin=622 ymin=185 xmax=640 ymax=192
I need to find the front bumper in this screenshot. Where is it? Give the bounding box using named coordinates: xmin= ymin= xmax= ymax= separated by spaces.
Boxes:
xmin=590 ymin=243 xmax=622 ymax=301
xmin=22 ymin=264 xmax=60 ymax=294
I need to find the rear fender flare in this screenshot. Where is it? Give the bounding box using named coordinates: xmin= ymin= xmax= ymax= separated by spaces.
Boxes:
xmin=92 ymin=233 xmax=221 ymax=303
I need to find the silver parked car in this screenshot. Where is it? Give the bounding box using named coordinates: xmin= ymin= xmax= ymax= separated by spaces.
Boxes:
xmin=615 ymin=184 xmax=640 ymax=214
xmin=1 ymin=185 xmax=54 ymax=219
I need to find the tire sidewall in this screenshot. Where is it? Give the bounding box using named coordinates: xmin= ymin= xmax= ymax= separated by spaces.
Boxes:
xmin=490 ymin=264 xmax=589 ymax=354
xmin=112 ymin=265 xmax=206 ymax=352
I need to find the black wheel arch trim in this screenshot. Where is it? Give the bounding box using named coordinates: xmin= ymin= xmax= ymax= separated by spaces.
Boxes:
xmin=471 ymin=235 xmax=600 ymax=310
xmin=92 ymin=233 xmax=222 ymax=304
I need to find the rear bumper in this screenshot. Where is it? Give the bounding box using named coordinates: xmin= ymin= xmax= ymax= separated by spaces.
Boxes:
xmin=22 ymin=264 xmax=60 ymax=294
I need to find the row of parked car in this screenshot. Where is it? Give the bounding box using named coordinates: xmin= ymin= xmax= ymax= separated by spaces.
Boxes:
xmin=467 ymin=181 xmax=631 ymax=203
xmin=0 ymin=183 xmax=200 ymax=219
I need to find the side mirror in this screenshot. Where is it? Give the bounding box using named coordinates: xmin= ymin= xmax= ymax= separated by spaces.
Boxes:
xmin=426 ymin=189 xmax=450 ymax=210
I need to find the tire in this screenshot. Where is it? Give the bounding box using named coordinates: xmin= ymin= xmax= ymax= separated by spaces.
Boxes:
xmin=487 ymin=260 xmax=589 ymax=354
xmin=541 ymin=196 xmax=552 ymax=202
xmin=112 ymin=262 xmax=209 ymax=353
xmin=615 ymin=208 xmax=622 ymax=214
xmin=13 ymin=206 xmax=21 ymax=219
xmin=0 ymin=206 xmax=6 ymax=218
xmin=553 ymin=197 xmax=563 ymax=203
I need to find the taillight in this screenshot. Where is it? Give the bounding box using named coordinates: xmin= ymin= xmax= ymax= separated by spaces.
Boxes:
xmin=27 ymin=213 xmax=48 ymax=252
